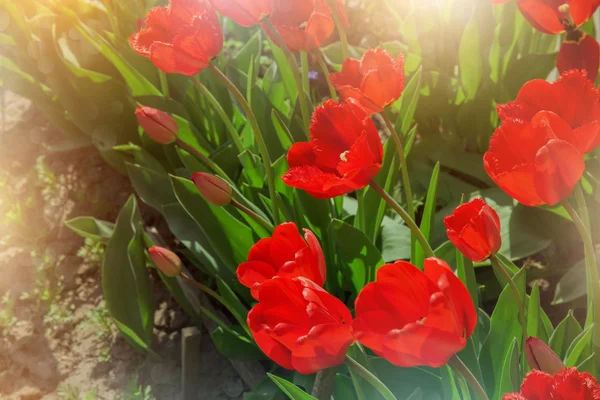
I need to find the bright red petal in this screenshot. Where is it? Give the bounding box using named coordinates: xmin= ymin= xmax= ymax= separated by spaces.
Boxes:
xmin=520 ymin=370 xmax=554 ymax=398
xmin=569 ymin=0 xmax=600 ymax=27
xmin=534 ymin=139 xmax=585 ymax=206
xmin=290 ymin=324 xmax=354 ymax=374
xmin=237 ymin=261 xmax=277 ymax=299
xmin=517 ymin=0 xmax=565 ymax=34
xmin=282 ymin=165 xmax=361 ymax=198
xmin=248 ymin=305 xmax=294 ymax=370
xmin=304 ymin=11 xmax=336 ymax=49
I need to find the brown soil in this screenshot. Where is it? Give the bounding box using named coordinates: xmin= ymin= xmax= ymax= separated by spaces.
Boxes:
xmin=0 ymin=92 xmax=246 ymax=400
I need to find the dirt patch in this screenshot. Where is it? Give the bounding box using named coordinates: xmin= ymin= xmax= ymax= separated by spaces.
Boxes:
xmin=0 ymin=91 xmax=249 ymax=400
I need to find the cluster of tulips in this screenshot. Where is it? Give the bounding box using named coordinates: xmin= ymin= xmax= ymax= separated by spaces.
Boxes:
xmin=129 ymin=0 xmax=600 ymax=398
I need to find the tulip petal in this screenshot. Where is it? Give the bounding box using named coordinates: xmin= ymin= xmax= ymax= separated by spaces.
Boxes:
xmin=424 ymin=258 xmax=478 ymax=337
xmin=237 ymin=261 xmax=277 ymax=299
xmin=248 ymin=305 xmax=294 ymax=370
xmin=291 ymin=324 xmax=354 ymax=374
xmin=287 ymin=142 xmax=317 ymax=168
xmin=557 ymin=33 xmax=600 ymax=82
xmin=352 ymin=308 xmax=398 ymax=356
xmin=517 ymin=0 xmax=565 ymax=34
xmin=382 ymin=323 xmax=467 ymax=368
xmin=149 ymin=42 xmax=207 ymax=76
xmin=534 ymin=139 xmax=585 ymax=206
xmin=520 ymin=370 xmax=554 ymax=398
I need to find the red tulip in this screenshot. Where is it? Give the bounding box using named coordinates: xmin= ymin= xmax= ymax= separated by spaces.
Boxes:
xmin=497 ymin=70 xmax=600 ymax=156
xmin=129 ymin=0 xmax=223 ymax=76
xmin=282 ymin=100 xmax=383 ymax=198
xmin=490 ymin=0 xmax=600 ymax=34
xmin=209 ymin=0 xmax=271 ymax=27
xmin=484 ymin=111 xmax=586 ymax=206
xmin=237 ymin=222 xmax=326 ymax=299
xmin=191 ymin=172 xmax=232 ymax=206
xmin=135 ymin=106 xmax=178 ymax=144
xmin=248 ymin=276 xmax=354 ymax=374
xmin=503 ymin=368 xmax=600 ymax=399
xmin=149 ymin=246 xmax=182 ymax=277
xmin=557 ymin=33 xmax=600 ymax=81
xmin=266 ymin=0 xmax=349 ymax=53
xmin=525 ymin=337 xmax=565 ymax=375
xmin=444 ymin=198 xmax=502 ymax=263
xmin=352 ymin=258 xmax=477 ymax=368
xmin=329 ymin=49 xmax=405 ymax=115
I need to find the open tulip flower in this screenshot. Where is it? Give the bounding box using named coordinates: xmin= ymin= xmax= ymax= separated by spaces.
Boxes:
xmin=503 ymin=368 xmax=600 ymax=399
xmin=330 ymin=49 xmax=405 ymax=115
xmin=484 ymin=110 xmax=586 ymax=206
xmin=266 ymin=0 xmax=349 ymax=53
xmin=352 ymin=258 xmax=477 ymax=368
xmin=282 ymin=100 xmax=383 ymax=198
xmin=497 ymin=70 xmax=600 ymax=153
xmin=490 ymin=0 xmax=600 ymax=35
xmin=444 ymin=198 xmax=502 ymax=263
xmin=209 ymin=0 xmax=271 ymax=27
xmin=129 ymin=0 xmax=223 ymax=76
xmin=247 ymin=276 xmax=354 ymax=374
xmin=237 ymin=222 xmax=326 ymax=299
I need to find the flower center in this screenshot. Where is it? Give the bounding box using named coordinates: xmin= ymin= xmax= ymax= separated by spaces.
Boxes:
xmin=340 ymin=151 xmax=350 ymax=162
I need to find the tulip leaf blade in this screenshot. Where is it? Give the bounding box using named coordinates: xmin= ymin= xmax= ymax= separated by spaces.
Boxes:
xmin=211 ymin=325 xmax=265 ymax=361
xmin=498 ymin=338 xmax=520 ymax=395
xmin=102 ymin=195 xmax=155 ymax=353
xmin=414 ymin=162 xmax=440 ymax=268
xmin=331 ymin=218 xmax=385 ymax=294
xmin=564 ymin=325 xmax=594 ymax=368
xmin=64 ymin=216 xmax=115 ymax=244
xmin=549 ymin=311 xmax=584 ymax=360
xmin=268 ymin=373 xmax=318 ymax=400
xmin=459 ymin=11 xmax=483 ymax=101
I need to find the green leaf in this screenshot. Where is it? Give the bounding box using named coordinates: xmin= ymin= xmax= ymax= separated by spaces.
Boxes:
xmin=414 ymin=162 xmax=440 ymax=268
xmin=394 ymin=67 xmax=423 ymax=134
xmin=268 ymin=374 xmax=317 ymax=400
xmin=552 ymin=257 xmax=600 ymax=305
xmin=549 ymin=311 xmax=583 ymax=360
xmin=216 ymin=277 xmax=251 ymax=335
xmin=480 ymin=267 xmax=526 ymax=398
xmin=64 ymin=217 xmax=115 ymax=243
xmin=527 ymin=283 xmax=546 ymax=341
xmin=564 ymin=326 xmax=594 ymax=367
xmin=456 ymin=249 xmax=479 ymax=309
xmin=171 ymin=176 xmax=254 ymax=271
xmin=381 ymin=218 xmax=412 ymax=262
xmin=331 ymin=219 xmax=385 ymax=295
xmin=102 ymin=196 xmax=154 ymax=352
xmin=441 ymin=366 xmax=461 ymax=400
xmin=211 ymin=326 xmax=265 ymax=361
xmin=126 ymin=163 xmax=177 ymax=212
xmin=498 ymin=338 xmax=520 ymax=395
xmin=459 ymin=12 xmax=483 ymax=101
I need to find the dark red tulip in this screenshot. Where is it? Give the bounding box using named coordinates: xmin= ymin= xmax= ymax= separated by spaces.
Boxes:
xmin=484 ymin=111 xmax=586 ymax=206
xmin=129 ymin=0 xmax=223 ymax=76
xmin=491 ymin=0 xmax=600 ymax=34
xmin=135 ymin=106 xmax=178 ymax=144
xmin=330 ymin=49 xmax=405 ymax=115
xmin=209 ymin=0 xmax=271 ymax=27
xmin=557 ymin=32 xmax=600 ymax=81
xmin=237 ymin=222 xmax=326 ymax=299
xmin=444 ymin=198 xmax=502 ymax=263
xmin=266 ymin=0 xmax=349 ymax=53
xmin=282 ymin=100 xmax=383 ymax=198
xmin=248 ymin=276 xmax=354 ymax=374
xmin=503 ymin=368 xmax=600 ymax=399
xmin=525 ymin=337 xmax=565 ymax=375
xmin=352 ymin=258 xmax=477 ymax=368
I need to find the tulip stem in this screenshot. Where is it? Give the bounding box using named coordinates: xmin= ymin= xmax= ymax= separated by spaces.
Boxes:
xmin=262 ymin=18 xmax=311 ymax=134
xmin=490 ymin=255 xmax=527 ymax=371
xmin=231 ymin=199 xmax=275 ymax=233
xmin=324 ymin=0 xmax=350 ymax=59
xmin=382 ymin=115 xmax=415 ymax=221
xmin=369 ymin=181 xmax=434 ymax=258
xmin=345 ymin=356 xmax=398 ymax=400
xmin=175 ymin=137 xmax=233 ymax=184
xmin=311 ymin=367 xmax=338 ymax=400
xmin=314 ymin=48 xmax=338 ymax=100
xmin=563 ymin=194 xmax=600 ymax=346
xmin=208 ymin=63 xmax=280 ymax=225
xmin=159 ymin=71 xmax=170 ymax=97
xmin=448 ymin=356 xmax=489 ymax=400
xmin=301 ymin=51 xmax=310 ymax=94
xmin=179 ymin=272 xmax=251 ymax=337
xmin=191 ymin=76 xmax=244 ymax=154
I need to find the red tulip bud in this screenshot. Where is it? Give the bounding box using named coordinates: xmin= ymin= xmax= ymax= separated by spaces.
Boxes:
xmin=135 ymin=107 xmax=178 ymax=144
xmin=149 ymin=246 xmax=182 ymax=277
xmin=191 ymin=173 xmax=232 ymax=206
xmin=525 ymin=337 xmax=565 ymax=375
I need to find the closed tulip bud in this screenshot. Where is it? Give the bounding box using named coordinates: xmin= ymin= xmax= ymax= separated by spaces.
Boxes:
xmin=135 ymin=107 xmax=178 ymax=144
xmin=149 ymin=246 xmax=181 ymax=277
xmin=191 ymin=172 xmax=232 ymax=206
xmin=525 ymin=337 xmax=565 ymax=375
